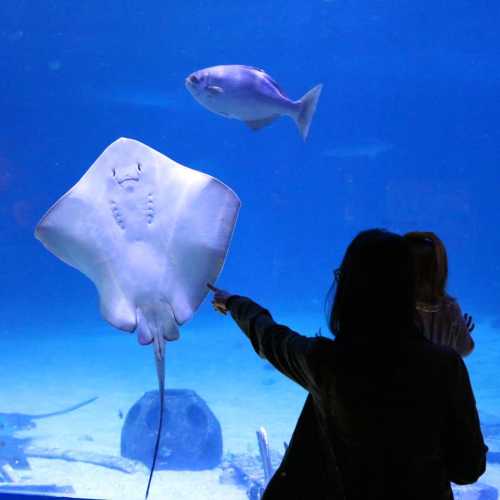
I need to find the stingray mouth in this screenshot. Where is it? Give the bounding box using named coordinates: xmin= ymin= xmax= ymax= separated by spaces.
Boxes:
xmin=112 ymin=163 xmax=143 ymax=186
xmin=117 ymin=176 xmax=139 ymax=185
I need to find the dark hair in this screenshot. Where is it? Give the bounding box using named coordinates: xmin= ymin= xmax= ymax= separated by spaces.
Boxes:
xmin=403 ymin=231 xmax=448 ymax=304
xmin=327 ymin=229 xmax=416 ymax=340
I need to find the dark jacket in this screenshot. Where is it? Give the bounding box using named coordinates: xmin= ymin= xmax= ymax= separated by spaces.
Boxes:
xmin=227 ymin=296 xmax=487 ymax=500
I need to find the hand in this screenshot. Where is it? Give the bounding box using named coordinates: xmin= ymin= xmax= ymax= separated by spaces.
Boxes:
xmin=464 ymin=313 xmax=475 ymax=334
xmin=207 ymin=283 xmax=233 ymax=315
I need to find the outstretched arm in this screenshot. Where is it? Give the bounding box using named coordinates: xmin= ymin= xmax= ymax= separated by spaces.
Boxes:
xmin=208 ymin=284 xmax=322 ymax=393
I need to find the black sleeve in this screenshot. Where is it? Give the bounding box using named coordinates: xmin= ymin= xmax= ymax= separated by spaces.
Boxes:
xmin=444 ymin=354 xmax=487 ymax=484
xmin=227 ymin=295 xmax=322 ymax=393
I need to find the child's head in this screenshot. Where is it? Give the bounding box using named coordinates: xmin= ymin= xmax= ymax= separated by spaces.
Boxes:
xmin=403 ymin=231 xmax=448 ymax=303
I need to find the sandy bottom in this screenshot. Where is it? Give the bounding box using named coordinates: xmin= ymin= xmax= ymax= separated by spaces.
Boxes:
xmin=1 ymin=310 xmax=499 ymax=498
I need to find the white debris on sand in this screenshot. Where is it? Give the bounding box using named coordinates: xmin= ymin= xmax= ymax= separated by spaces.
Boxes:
xmin=23 ymin=459 xmax=247 ymax=500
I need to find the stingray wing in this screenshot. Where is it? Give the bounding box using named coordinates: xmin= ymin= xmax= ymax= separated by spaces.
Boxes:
xmin=155 ymin=164 xmax=240 ymax=325
xmin=35 ymin=194 xmax=137 ymax=332
xmin=34 ymin=140 xmax=142 ymax=333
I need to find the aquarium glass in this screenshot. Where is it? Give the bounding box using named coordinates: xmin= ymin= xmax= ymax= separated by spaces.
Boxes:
xmin=1 ymin=1 xmax=499 ymax=498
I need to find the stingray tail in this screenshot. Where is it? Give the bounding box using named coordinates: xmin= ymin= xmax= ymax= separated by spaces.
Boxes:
xmin=145 ymin=347 xmax=166 ymax=499
xmin=294 ymin=83 xmax=323 ymax=141
xmin=31 ymin=397 xmax=99 ymax=420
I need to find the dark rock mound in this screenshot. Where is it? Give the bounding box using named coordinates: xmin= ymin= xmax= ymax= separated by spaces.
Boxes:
xmin=120 ymin=389 xmax=222 ymax=470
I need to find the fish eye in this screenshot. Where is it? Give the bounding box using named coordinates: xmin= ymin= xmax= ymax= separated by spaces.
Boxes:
xmin=137 ymin=162 xmax=142 ymax=172
xmin=189 ymin=74 xmax=199 ymax=84
xmin=112 ymin=168 xmax=116 ymax=176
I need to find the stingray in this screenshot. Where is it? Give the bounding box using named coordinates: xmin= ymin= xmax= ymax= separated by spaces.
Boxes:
xmin=34 ymin=138 xmax=240 ymax=498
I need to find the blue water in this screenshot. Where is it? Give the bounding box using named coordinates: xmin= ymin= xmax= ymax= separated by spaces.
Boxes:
xmin=1 ymin=1 xmax=500 ymax=498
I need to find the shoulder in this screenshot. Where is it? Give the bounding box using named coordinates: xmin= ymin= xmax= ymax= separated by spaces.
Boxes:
xmin=303 ymin=335 xmax=336 ymax=363
xmin=442 ymin=295 xmax=464 ymax=316
xmin=442 ymin=294 xmax=459 ymax=308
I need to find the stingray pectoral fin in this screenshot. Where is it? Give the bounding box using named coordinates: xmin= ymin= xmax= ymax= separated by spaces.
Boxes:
xmin=99 ymin=290 xmax=136 ymax=332
xmin=244 ymin=115 xmax=279 ymax=131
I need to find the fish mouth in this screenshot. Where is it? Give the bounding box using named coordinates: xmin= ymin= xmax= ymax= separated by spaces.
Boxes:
xmin=185 ymin=74 xmax=202 ymax=93
xmin=186 ymin=74 xmax=199 ymax=86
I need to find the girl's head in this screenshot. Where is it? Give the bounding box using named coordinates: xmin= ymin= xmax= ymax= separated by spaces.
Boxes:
xmin=403 ymin=231 xmax=448 ymax=304
xmin=327 ymin=229 xmax=416 ymax=340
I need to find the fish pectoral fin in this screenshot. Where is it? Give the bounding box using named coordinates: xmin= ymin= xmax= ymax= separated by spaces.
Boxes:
xmin=244 ymin=115 xmax=280 ymax=131
xmin=207 ymin=85 xmax=223 ymax=96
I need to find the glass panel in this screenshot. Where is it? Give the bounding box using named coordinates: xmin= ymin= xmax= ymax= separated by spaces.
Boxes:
xmin=1 ymin=1 xmax=499 ymax=498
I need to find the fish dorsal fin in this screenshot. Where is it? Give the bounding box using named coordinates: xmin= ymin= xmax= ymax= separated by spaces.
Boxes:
xmin=243 ymin=65 xmax=287 ymax=96
xmin=248 ymin=66 xmax=266 ymax=73
xmin=265 ymin=76 xmax=285 ymax=96
xmin=244 ymin=115 xmax=280 ymax=131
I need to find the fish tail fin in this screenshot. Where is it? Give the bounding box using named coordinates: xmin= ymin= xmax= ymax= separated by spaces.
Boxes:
xmin=295 ymin=84 xmax=323 ymax=141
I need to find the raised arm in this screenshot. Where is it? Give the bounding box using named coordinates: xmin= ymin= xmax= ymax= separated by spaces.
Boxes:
xmin=224 ymin=294 xmax=322 ymax=393
xmin=447 ymin=299 xmax=475 ymax=357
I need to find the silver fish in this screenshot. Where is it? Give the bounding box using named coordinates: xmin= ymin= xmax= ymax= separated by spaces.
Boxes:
xmin=185 ymin=64 xmax=322 ymax=141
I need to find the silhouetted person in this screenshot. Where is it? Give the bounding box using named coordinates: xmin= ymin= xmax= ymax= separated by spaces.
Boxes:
xmin=209 ymin=229 xmax=487 ymax=500
xmin=404 ymin=231 xmax=475 ymax=357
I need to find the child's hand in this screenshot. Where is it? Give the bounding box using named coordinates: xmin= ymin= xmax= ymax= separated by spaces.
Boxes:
xmin=207 ymin=283 xmax=233 ymax=315
xmin=464 ymin=313 xmax=475 ymax=334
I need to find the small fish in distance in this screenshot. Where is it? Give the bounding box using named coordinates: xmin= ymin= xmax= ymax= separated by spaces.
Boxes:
xmin=185 ymin=65 xmax=322 ymax=141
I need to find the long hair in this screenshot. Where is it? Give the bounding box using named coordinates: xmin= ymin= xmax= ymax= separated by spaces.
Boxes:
xmin=403 ymin=231 xmax=448 ymax=304
xmin=327 ymin=229 xmax=416 ymax=340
